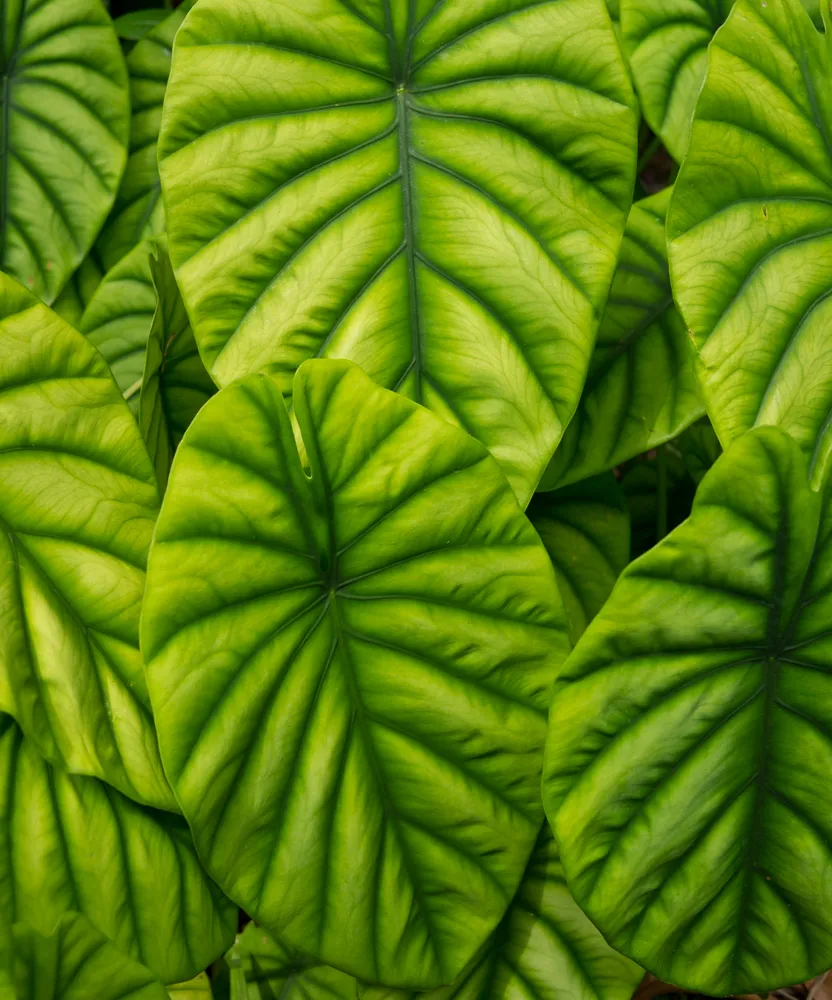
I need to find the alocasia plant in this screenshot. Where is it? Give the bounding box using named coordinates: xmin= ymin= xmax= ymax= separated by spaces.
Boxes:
xmin=0 ymin=0 xmax=129 ymax=303
xmin=157 ymin=0 xmax=638 ymax=503
xmin=543 ymin=427 xmax=832 ymax=993
xmin=668 ymin=0 xmax=832 ymax=488
xmin=141 ymin=359 xmax=570 ymax=987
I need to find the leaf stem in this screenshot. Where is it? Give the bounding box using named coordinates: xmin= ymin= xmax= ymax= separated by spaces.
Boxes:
xmin=123 ymin=378 xmax=142 ymax=401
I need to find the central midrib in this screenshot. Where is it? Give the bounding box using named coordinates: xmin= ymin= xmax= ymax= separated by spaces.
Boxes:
xmin=0 ymin=0 xmax=25 ymax=266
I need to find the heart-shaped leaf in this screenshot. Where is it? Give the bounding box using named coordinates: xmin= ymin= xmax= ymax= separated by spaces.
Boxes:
xmin=0 ymin=272 xmax=173 ymax=810
xmin=139 ymin=246 xmax=217 ymax=492
xmin=79 ymin=238 xmax=157 ymax=409
xmin=528 ymin=472 xmax=630 ymax=644
xmin=157 ymin=0 xmax=638 ymax=504
xmin=668 ymin=0 xmax=832 ymax=489
xmin=5 ymin=912 xmax=168 ymax=1000
xmin=541 ymin=188 xmax=702 ymax=491
xmin=97 ymin=8 xmax=186 ymax=271
xmin=0 ymin=0 xmax=129 ymax=303
xmin=0 ymin=715 xmax=236 ymax=985
xmin=142 ymin=359 xmax=569 ymax=988
xmin=543 ymin=426 xmax=832 ymax=993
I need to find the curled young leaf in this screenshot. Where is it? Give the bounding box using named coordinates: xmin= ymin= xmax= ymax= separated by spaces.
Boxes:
xmin=158 ymin=0 xmax=637 ymax=504
xmin=0 ymin=272 xmax=173 ymax=810
xmin=544 ymin=426 xmax=832 ymax=993
xmin=142 ymin=359 xmax=570 ymax=988
xmin=668 ymin=0 xmax=832 ymax=489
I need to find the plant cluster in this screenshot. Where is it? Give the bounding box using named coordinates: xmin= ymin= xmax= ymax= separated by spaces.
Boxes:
xmin=0 ymin=0 xmax=830 ymax=997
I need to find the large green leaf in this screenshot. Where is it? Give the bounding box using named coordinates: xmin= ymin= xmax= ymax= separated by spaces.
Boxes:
xmin=139 ymin=246 xmax=217 ymax=491
xmin=667 ymin=0 xmax=832 ymax=490
xmin=543 ymin=426 xmax=832 ymax=993
xmin=79 ymin=237 xmax=157 ymax=409
xmin=0 ymin=715 xmax=235 ymax=985
xmin=0 ymin=272 xmax=173 ymax=810
xmin=4 ymin=912 xmax=168 ymax=1000
xmin=528 ymin=473 xmax=629 ymax=645
xmin=361 ymin=825 xmax=642 ymax=1000
xmin=0 ymin=0 xmax=129 ymax=303
xmin=142 ymin=359 xmax=569 ymax=987
xmin=97 ymin=8 xmax=185 ymax=271
xmin=158 ymin=0 xmax=638 ymax=504
xmin=541 ymin=188 xmax=702 ymax=490
xmin=228 ymin=925 xmax=356 ymax=1000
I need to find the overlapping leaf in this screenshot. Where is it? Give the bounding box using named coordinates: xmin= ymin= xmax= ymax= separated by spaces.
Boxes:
xmin=0 ymin=272 xmax=173 ymax=810
xmin=158 ymin=0 xmax=637 ymax=504
xmin=528 ymin=473 xmax=630 ymax=644
xmin=541 ymin=189 xmax=702 ymax=490
xmin=167 ymin=975 xmax=213 ymax=1000
xmin=668 ymin=0 xmax=832 ymax=489
xmin=79 ymin=237 xmax=157 ymax=409
xmin=0 ymin=715 xmax=236 ymax=984
xmin=4 ymin=912 xmax=168 ymax=1000
xmin=0 ymin=0 xmax=129 ymax=303
xmin=140 ymin=247 xmax=216 ymax=491
xmin=142 ymin=359 xmax=569 ymax=987
xmin=97 ymin=7 xmax=186 ymax=271
xmin=52 ymin=252 xmax=105 ymax=328
xmin=543 ymin=427 xmax=832 ymax=993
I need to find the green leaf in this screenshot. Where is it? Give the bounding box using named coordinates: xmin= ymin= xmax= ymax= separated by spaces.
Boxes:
xmin=0 ymin=272 xmax=173 ymax=810
xmin=142 ymin=359 xmax=569 ymax=988
xmin=79 ymin=238 xmax=157 ymax=410
xmin=168 ymin=974 xmax=213 ymax=1000
xmin=361 ymin=825 xmax=642 ymax=1000
xmin=5 ymin=912 xmax=168 ymax=1000
xmin=98 ymin=8 xmax=187 ymax=271
xmin=0 ymin=0 xmax=129 ymax=303
xmin=113 ymin=9 xmax=169 ymax=40
xmin=52 ymin=253 xmax=106 ymax=329
xmin=139 ymin=246 xmax=217 ymax=491
xmin=543 ymin=426 xmax=832 ymax=994
xmin=675 ymin=418 xmax=722 ymax=485
xmin=157 ymin=0 xmax=638 ymax=504
xmin=0 ymin=715 xmax=236 ymax=984
xmin=541 ymin=188 xmax=703 ymax=491
xmin=528 ymin=473 xmax=630 ymax=645
xmin=228 ymin=925 xmax=355 ymax=1000
xmin=667 ymin=0 xmax=832 ymax=490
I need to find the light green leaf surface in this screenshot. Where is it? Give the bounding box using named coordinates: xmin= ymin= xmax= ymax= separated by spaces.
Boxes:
xmin=360 ymin=825 xmax=642 ymax=1000
xmin=543 ymin=426 xmax=832 ymax=994
xmin=168 ymin=974 xmax=213 ymax=999
xmin=80 ymin=238 xmax=157 ymax=409
xmin=541 ymin=188 xmax=702 ymax=490
xmin=528 ymin=473 xmax=630 ymax=645
xmin=5 ymin=912 xmax=168 ymax=1000
xmin=228 ymin=925 xmax=356 ymax=1000
xmin=0 ymin=272 xmax=173 ymax=810
xmin=158 ymin=0 xmax=638 ymax=504
xmin=52 ymin=252 xmax=105 ymax=328
xmin=0 ymin=0 xmax=129 ymax=303
xmin=97 ymin=8 xmax=186 ymax=271
xmin=668 ymin=0 xmax=832 ymax=490
xmin=140 ymin=246 xmax=217 ymax=491
xmin=0 ymin=715 xmax=236 ymax=985
xmin=142 ymin=359 xmax=569 ymax=987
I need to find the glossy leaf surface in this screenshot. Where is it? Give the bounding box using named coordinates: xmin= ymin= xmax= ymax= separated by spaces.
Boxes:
xmin=97 ymin=8 xmax=185 ymax=271
xmin=80 ymin=238 xmax=156 ymax=409
xmin=140 ymin=246 xmax=217 ymax=491
xmin=143 ymin=359 xmax=569 ymax=987
xmin=5 ymin=912 xmax=168 ymax=1000
xmin=528 ymin=473 xmax=629 ymax=645
xmin=0 ymin=715 xmax=236 ymax=985
xmin=543 ymin=427 xmax=832 ymax=993
xmin=360 ymin=826 xmax=642 ymax=1000
xmin=541 ymin=188 xmax=702 ymax=490
xmin=0 ymin=0 xmax=129 ymax=303
xmin=158 ymin=0 xmax=638 ymax=503
xmin=668 ymin=0 xmax=832 ymax=489
xmin=0 ymin=273 xmax=173 ymax=809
